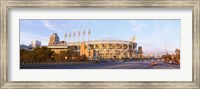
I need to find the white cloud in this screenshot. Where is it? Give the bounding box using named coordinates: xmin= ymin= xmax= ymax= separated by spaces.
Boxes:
xmin=137 ymin=20 xmax=180 ymax=55
xmin=42 ymin=20 xmax=51 ymax=28
xmin=20 ymin=31 xmax=49 ymax=46
xmin=22 ymin=20 xmax=33 ymax=25
xmin=138 ymin=32 xmax=179 ymax=56
xmin=41 ymin=20 xmax=64 ymax=33
xmin=129 ymin=21 xmax=147 ymax=31
xmin=153 ymin=20 xmax=178 ymax=31
xmin=138 ymin=39 xmax=163 ymax=55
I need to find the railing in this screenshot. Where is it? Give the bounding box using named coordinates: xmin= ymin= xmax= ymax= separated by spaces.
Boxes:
xmin=21 ymin=61 xmax=93 ymax=65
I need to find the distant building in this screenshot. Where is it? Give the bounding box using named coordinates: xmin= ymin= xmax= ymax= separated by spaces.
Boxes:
xmin=31 ymin=40 xmax=41 ymax=48
xmin=138 ymin=46 xmax=143 ymax=58
xmin=20 ymin=44 xmax=33 ymax=50
xmin=138 ymin=46 xmax=143 ymax=54
xmin=48 ymin=33 xmax=59 ymax=46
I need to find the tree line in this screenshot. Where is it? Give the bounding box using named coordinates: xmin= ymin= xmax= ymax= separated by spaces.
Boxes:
xmin=161 ymin=49 xmax=180 ymax=64
xmin=20 ymin=47 xmax=88 ymax=62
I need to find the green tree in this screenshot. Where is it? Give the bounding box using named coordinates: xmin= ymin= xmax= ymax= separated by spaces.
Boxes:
xmin=175 ymin=49 xmax=180 ymax=59
xmin=161 ymin=53 xmax=172 ymax=63
xmin=21 ymin=47 xmax=54 ymax=62
xmin=20 ymin=49 xmax=31 ymax=62
xmin=80 ymin=54 xmax=88 ymax=62
xmin=32 ymin=47 xmax=53 ymax=61
xmin=174 ymin=49 xmax=180 ymax=64
xmin=54 ymin=51 xmax=68 ymax=61
xmin=65 ymin=48 xmax=79 ymax=61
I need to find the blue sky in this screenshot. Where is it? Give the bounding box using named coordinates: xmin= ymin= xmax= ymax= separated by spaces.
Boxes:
xmin=20 ymin=20 xmax=180 ymax=55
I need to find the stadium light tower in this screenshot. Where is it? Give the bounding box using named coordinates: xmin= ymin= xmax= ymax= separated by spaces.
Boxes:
xmin=88 ymin=29 xmax=91 ymax=42
xmin=83 ymin=30 xmax=85 ymax=42
xmin=68 ymin=32 xmax=71 ymax=43
xmin=64 ymin=33 xmax=67 ymax=45
xmin=78 ymin=30 xmax=81 ymax=50
xmin=73 ymin=31 xmax=76 ymax=44
xmin=78 ymin=30 xmax=80 ymax=43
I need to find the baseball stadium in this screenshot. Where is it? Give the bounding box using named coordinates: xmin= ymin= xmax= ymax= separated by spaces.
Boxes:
xmin=47 ymin=30 xmax=142 ymax=60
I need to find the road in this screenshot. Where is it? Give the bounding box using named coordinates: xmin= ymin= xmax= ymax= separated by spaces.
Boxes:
xmin=21 ymin=61 xmax=180 ymax=69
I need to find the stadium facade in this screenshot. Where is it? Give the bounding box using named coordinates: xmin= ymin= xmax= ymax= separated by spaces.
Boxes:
xmin=47 ymin=32 xmax=142 ymax=60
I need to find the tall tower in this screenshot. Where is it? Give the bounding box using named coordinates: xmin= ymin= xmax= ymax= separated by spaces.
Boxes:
xmin=48 ymin=33 xmax=59 ymax=46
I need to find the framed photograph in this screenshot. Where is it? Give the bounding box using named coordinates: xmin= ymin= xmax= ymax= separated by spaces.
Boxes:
xmin=19 ymin=19 xmax=181 ymax=69
xmin=1 ymin=0 xmax=199 ymax=89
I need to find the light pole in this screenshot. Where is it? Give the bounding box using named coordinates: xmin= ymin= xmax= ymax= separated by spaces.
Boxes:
xmin=68 ymin=32 xmax=71 ymax=44
xmin=83 ymin=30 xmax=85 ymax=42
xmin=64 ymin=33 xmax=67 ymax=46
xmin=164 ymin=43 xmax=167 ymax=54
